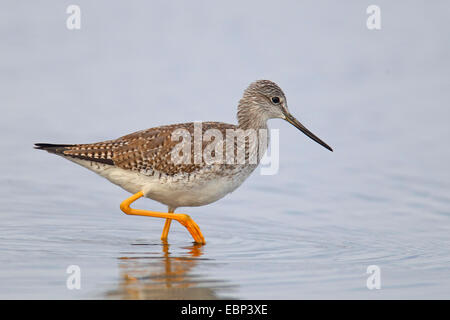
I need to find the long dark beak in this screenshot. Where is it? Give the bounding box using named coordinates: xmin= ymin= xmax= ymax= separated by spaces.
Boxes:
xmin=284 ymin=113 xmax=333 ymax=152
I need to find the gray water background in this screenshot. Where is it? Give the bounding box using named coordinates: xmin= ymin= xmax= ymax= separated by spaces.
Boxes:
xmin=0 ymin=1 xmax=449 ymax=299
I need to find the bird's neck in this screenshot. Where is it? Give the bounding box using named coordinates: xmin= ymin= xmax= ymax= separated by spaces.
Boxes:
xmin=237 ymin=100 xmax=270 ymax=163
xmin=237 ymin=100 xmax=269 ymax=131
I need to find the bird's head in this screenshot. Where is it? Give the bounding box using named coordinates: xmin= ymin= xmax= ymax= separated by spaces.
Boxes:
xmin=238 ymin=80 xmax=333 ymax=152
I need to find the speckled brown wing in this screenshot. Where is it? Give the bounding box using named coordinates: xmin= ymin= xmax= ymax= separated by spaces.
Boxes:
xmin=111 ymin=123 xmax=200 ymax=175
xmin=111 ymin=122 xmax=240 ymax=175
xmin=39 ymin=122 xmax=238 ymax=176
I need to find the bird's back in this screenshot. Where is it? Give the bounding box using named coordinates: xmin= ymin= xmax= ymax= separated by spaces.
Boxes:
xmin=35 ymin=121 xmax=259 ymax=176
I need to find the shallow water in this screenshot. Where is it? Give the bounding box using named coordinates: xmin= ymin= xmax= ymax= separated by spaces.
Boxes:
xmin=1 ymin=1 xmax=449 ymax=299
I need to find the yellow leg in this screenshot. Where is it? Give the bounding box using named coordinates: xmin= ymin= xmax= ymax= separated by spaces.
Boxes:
xmin=161 ymin=208 xmax=174 ymax=242
xmin=120 ymin=191 xmax=205 ymax=244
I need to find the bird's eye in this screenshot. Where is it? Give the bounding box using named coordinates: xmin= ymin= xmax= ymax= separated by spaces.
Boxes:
xmin=271 ymin=97 xmax=280 ymax=104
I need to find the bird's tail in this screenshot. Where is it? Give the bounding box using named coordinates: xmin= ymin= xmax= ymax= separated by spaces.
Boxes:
xmin=34 ymin=143 xmax=74 ymax=155
xmin=34 ymin=142 xmax=115 ymax=165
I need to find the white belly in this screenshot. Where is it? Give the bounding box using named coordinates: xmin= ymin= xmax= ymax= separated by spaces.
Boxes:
xmin=65 ymin=157 xmax=257 ymax=209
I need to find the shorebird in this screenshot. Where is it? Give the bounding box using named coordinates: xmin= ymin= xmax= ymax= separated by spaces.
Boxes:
xmin=35 ymin=80 xmax=332 ymax=244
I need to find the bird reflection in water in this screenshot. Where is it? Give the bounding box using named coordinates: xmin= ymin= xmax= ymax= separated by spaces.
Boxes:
xmin=106 ymin=243 xmax=228 ymax=299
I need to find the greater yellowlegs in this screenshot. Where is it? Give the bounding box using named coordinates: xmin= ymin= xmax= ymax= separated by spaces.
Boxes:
xmin=35 ymin=80 xmax=332 ymax=244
